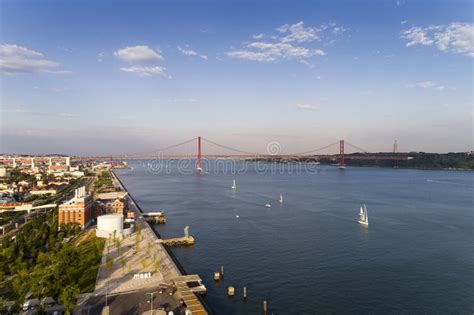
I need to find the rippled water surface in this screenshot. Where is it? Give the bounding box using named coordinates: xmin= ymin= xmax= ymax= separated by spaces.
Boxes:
xmin=116 ymin=162 xmax=473 ymax=314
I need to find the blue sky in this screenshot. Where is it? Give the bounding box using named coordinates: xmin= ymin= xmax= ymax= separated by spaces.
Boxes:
xmin=1 ymin=0 xmax=472 ymax=155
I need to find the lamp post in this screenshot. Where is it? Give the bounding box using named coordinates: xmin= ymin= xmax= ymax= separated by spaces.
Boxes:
xmin=105 ymin=286 xmax=108 ymax=307
xmin=146 ymin=292 xmax=157 ymax=314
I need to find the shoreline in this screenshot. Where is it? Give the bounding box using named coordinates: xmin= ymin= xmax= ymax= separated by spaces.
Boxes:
xmin=111 ymin=170 xmax=213 ymax=314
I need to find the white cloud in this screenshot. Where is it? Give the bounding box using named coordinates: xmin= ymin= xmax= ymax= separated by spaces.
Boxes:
xmin=226 ymin=50 xmax=277 ymax=62
xmin=401 ymin=27 xmax=433 ymax=46
xmin=400 ymin=20 xmax=408 ymax=25
xmin=277 ymin=21 xmax=321 ymax=43
xmin=314 ymin=49 xmax=326 ymax=56
xmin=115 ymin=45 xmax=169 ymax=78
xmin=1 ymin=108 xmax=79 ymax=117
xmin=0 ymin=44 xmax=64 ymax=74
xmin=227 ymin=43 xmax=326 ymax=62
xmin=401 ymin=23 xmax=474 ymax=57
xmin=114 ymin=45 xmax=163 ymax=62
xmin=226 ymin=21 xmax=341 ymax=64
xmin=406 ymin=81 xmax=446 ymax=91
xmin=417 ymin=81 xmax=436 ymax=88
xmin=44 ymin=70 xmax=72 ymax=74
xmin=120 ymin=66 xmax=170 ymax=78
xmin=295 ymin=103 xmax=319 ymax=111
xmin=177 ymin=46 xmax=208 ymax=60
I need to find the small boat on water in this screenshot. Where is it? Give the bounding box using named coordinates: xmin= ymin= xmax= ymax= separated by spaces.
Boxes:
xmin=358 ymin=204 xmax=369 ymax=226
xmin=279 ymin=193 xmax=283 ymax=204
xmin=265 ymin=203 xmax=272 ymax=208
xmin=235 ymin=215 xmax=240 ymax=218
xmin=231 ymin=179 xmax=237 ymax=191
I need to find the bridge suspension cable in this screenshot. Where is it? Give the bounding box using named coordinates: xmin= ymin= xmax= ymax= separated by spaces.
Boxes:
xmin=291 ymin=141 xmax=341 ymax=156
xmin=114 ymin=137 xmax=198 ymax=159
xmin=201 ymin=137 xmax=261 ymax=156
xmin=345 ymin=142 xmax=371 ymax=154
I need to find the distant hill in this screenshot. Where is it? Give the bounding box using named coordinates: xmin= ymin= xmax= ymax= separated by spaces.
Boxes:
xmin=250 ymin=152 xmax=474 ymax=170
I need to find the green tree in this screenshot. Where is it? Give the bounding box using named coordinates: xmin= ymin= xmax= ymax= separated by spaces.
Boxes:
xmin=59 ymin=284 xmax=79 ymax=315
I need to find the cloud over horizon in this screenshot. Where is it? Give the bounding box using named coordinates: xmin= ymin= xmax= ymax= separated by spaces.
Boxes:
xmin=406 ymin=81 xmax=447 ymax=91
xmin=295 ymin=103 xmax=319 ymax=111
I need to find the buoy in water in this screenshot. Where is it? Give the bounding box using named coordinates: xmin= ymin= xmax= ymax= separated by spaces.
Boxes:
xmin=227 ymin=286 xmax=235 ymax=296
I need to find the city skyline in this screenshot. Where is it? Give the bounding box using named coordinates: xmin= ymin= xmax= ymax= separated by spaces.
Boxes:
xmin=1 ymin=0 xmax=473 ymax=155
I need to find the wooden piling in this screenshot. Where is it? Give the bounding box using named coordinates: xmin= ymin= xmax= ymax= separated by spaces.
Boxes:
xmin=221 ymin=265 xmax=224 ymax=277
xmin=243 ymin=287 xmax=247 ymax=299
xmin=263 ymin=300 xmax=267 ymax=315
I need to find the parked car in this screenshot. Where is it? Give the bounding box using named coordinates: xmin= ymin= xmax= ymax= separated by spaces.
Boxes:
xmin=22 ymin=298 xmax=39 ymax=311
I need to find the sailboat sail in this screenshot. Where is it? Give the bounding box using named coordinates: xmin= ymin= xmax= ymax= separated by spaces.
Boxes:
xmin=232 ymin=179 xmax=237 ymax=190
xmin=358 ymin=204 xmax=369 ymax=225
xmin=279 ymin=194 xmax=283 ymax=203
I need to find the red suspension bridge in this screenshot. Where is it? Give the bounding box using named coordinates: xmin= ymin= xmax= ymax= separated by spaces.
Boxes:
xmin=74 ymin=137 xmax=409 ymax=170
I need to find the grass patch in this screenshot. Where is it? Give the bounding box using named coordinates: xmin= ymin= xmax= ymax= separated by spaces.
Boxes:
xmin=72 ymin=232 xmax=105 ymax=292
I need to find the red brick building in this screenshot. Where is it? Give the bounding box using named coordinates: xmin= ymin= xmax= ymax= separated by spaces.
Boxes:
xmin=58 ymin=186 xmax=94 ymax=228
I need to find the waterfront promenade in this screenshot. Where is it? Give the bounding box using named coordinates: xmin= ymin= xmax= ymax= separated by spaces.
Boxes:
xmin=109 ymin=170 xmax=209 ymax=314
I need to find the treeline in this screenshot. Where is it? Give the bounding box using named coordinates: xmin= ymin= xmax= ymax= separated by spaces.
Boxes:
xmin=330 ymin=152 xmax=473 ymax=169
xmin=250 ymin=152 xmax=474 ymax=170
xmin=94 ymin=171 xmax=120 ymax=193
xmin=0 ymin=212 xmax=104 ymax=313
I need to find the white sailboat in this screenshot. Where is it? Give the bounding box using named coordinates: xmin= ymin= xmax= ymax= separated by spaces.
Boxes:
xmin=358 ymin=204 xmax=369 ymax=226
xmin=231 ymin=179 xmax=237 ymax=191
xmin=279 ymin=193 xmax=283 ymax=204
xmin=265 ymin=203 xmax=272 ymax=208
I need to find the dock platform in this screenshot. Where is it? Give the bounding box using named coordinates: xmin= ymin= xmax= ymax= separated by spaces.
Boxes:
xmin=141 ymin=212 xmax=166 ymax=224
xmin=158 ymin=236 xmax=195 ymax=246
xmin=173 ymin=275 xmax=207 ymax=315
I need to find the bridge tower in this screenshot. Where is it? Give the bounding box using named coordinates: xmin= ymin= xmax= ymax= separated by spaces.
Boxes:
xmin=197 ymin=136 xmax=202 ymax=173
xmin=339 ymin=140 xmax=345 ymax=169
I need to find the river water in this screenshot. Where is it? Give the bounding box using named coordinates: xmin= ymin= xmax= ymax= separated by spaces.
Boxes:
xmin=115 ymin=161 xmax=473 ymax=314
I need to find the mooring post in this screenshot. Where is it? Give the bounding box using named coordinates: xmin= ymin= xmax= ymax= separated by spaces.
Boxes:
xmin=243 ymin=286 xmax=247 ymax=300
xmin=221 ymin=265 xmax=224 ymax=277
xmin=263 ymin=300 xmax=268 ymax=315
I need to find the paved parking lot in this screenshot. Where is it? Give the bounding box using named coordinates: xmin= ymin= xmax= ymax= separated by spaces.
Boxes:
xmin=76 ymin=288 xmax=184 ymax=315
